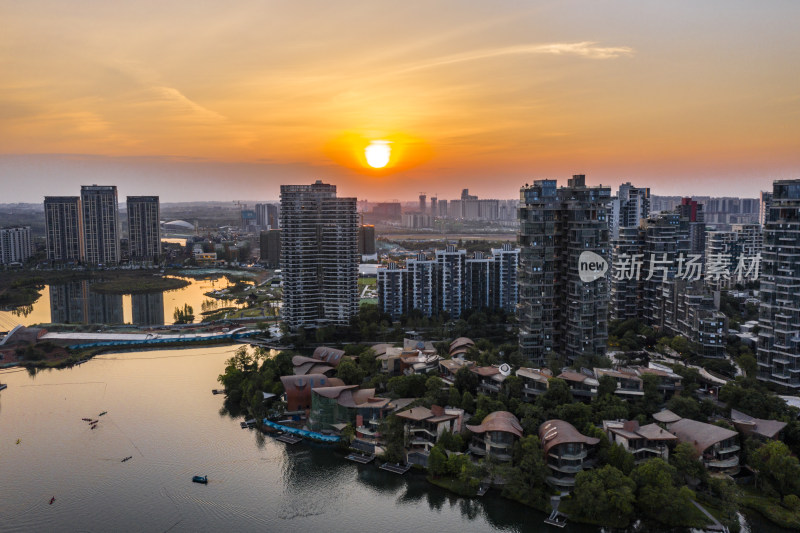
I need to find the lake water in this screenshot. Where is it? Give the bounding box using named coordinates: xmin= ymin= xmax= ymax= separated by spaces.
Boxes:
xmin=0 ymin=346 xmax=783 ymax=533
xmin=0 ymin=275 xmax=248 ymax=330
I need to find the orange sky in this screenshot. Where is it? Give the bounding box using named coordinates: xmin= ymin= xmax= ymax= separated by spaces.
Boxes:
xmin=1 ymin=1 xmax=799 ymax=202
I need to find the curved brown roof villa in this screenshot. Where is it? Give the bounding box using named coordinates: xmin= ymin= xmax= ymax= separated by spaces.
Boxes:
xmin=466 ymin=411 xmax=523 ymax=438
xmin=449 ymin=337 xmax=474 ymax=357
xmin=538 ymin=419 xmax=600 ymax=456
xmin=280 ymin=374 xmax=344 ymax=412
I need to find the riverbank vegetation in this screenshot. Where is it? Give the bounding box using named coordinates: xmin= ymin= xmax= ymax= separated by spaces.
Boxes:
xmin=219 ymin=322 xmax=800 ymax=531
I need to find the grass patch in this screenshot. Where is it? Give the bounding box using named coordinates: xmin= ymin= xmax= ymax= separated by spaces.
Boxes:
xmin=90 ymin=276 xmax=189 ymax=294
xmin=739 ymin=486 xmax=800 ymax=530
xmin=426 ymin=475 xmax=479 ymax=497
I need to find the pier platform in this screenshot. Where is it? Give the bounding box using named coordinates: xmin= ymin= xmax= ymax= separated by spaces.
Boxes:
xmin=275 ymin=434 xmax=303 ymax=444
xmin=345 ymin=453 xmax=375 ymax=464
xmin=379 ymin=462 xmax=411 ymax=474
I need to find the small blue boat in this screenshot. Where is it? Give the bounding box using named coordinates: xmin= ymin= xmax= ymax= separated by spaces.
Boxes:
xmin=192 ymin=475 xmax=208 ymax=484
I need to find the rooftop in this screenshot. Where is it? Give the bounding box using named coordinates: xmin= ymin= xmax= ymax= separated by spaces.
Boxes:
xmin=539 ymin=419 xmax=600 ymax=456
xmin=466 ymin=411 xmax=523 ymax=438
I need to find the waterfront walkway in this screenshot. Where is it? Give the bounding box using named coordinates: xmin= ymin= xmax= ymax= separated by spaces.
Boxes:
xmin=691 ymin=500 xmax=729 ymax=532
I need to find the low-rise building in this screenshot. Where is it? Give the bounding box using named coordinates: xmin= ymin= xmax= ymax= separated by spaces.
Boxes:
xmin=280 ymin=374 xmax=344 ymax=412
xmin=470 ymin=364 xmax=511 ymax=395
xmin=557 ymin=371 xmax=599 ymax=400
xmin=603 ymin=420 xmax=677 ymax=464
xmin=516 ymin=367 xmax=552 ymax=401
xmin=466 ymin=411 xmax=523 ymax=462
xmin=449 ymin=337 xmax=474 ymax=358
xmin=594 ymin=368 xmax=644 ymax=397
xmin=439 ymin=358 xmax=474 ymax=384
xmin=395 ymin=405 xmax=461 ymax=455
xmin=309 ymin=385 xmax=388 ymax=433
xmin=730 ymin=409 xmax=787 ymax=441
xmin=292 ymin=346 xmax=346 ymax=375
xmin=539 ymin=419 xmax=600 ymax=490
xmin=653 ymin=410 xmax=740 ymax=476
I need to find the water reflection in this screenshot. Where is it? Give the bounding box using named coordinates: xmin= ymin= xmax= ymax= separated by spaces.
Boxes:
xmin=131 ymin=292 xmax=165 ymax=325
xmin=49 ymin=281 xmax=124 ymax=325
xmin=0 ymin=275 xmax=246 ymax=328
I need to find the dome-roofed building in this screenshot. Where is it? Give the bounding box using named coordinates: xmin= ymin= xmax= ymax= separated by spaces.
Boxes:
xmin=466 ymin=411 xmax=523 ymax=462
xmin=539 ymin=419 xmax=599 ymax=490
xmin=449 ymin=337 xmax=474 ymax=358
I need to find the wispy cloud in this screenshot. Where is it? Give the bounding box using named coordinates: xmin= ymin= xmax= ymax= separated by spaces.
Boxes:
xmin=396 ymin=41 xmax=634 ymax=74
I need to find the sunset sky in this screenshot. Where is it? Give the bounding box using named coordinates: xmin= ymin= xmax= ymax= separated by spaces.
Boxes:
xmin=2 ymin=0 xmax=799 ymax=202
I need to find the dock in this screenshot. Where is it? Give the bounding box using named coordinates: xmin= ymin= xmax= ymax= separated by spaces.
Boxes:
xmin=379 ymin=462 xmax=411 ymax=475
xmin=544 ymin=496 xmax=567 ymax=528
xmin=275 ymin=434 xmax=303 ymax=445
xmin=345 ymin=453 xmax=375 ymax=464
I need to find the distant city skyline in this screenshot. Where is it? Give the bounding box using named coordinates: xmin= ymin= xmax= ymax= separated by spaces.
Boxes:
xmin=2 ymin=1 xmax=799 ymax=202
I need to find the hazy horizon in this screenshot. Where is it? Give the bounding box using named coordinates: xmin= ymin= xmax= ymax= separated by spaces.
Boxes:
xmin=2 ymin=1 xmax=798 ymax=202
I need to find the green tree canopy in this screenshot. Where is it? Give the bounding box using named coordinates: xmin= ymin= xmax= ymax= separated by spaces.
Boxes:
xmin=573 ymin=465 xmax=636 ymax=527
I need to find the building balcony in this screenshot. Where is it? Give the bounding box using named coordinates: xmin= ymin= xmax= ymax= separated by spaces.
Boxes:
xmin=706 ymin=455 xmax=740 ymax=469
xmin=549 ymin=449 xmax=588 ymax=461
xmin=545 ymin=475 xmax=577 ymax=488
xmin=469 ymin=443 xmax=488 ymax=456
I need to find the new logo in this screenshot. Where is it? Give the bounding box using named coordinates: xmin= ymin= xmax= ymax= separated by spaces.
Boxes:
xmin=579 ymin=251 xmax=608 ymax=282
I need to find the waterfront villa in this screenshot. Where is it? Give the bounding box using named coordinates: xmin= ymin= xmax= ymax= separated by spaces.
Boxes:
xmin=556 ymin=371 xmax=599 ymax=400
xmin=653 ymin=409 xmax=741 ymax=476
xmin=280 ymin=374 xmax=345 ymax=412
xmin=602 ymin=420 xmax=677 ymax=463
xmin=308 ymin=385 xmax=390 ymax=433
xmin=465 ymin=411 xmax=523 ymax=462
xmin=395 ymin=405 xmax=462 ymax=457
xmin=539 ymin=419 xmax=600 ymax=490
xmin=516 ymin=367 xmax=552 ymax=401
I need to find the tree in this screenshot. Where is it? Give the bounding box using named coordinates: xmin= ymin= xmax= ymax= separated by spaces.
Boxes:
xmin=173 ymin=303 xmax=195 ymax=324
xmin=428 ymin=445 xmax=448 ymax=476
xmin=503 ymin=375 xmax=523 ymax=400
xmin=447 ymin=386 xmax=462 ymax=408
xmin=379 ymin=415 xmax=406 ymax=463
xmin=750 ymin=440 xmax=800 ymax=498
xmin=336 ymin=359 xmax=363 ymax=385
xmin=598 ymin=374 xmax=618 ymax=397
xmin=602 ymin=443 xmax=635 ymax=476
xmin=632 ymin=458 xmax=695 ymax=527
xmin=592 ymin=393 xmax=629 ymax=423
xmin=454 ymin=366 xmax=478 ymax=395
xmin=424 ymin=376 xmax=448 ymax=406
xmin=555 ymin=402 xmax=592 ymax=431
xmin=461 ymin=391 xmax=475 ymax=413
xmin=573 ymin=465 xmax=636 ymax=527
xmin=387 ymin=374 xmax=428 ymax=397
xmin=670 ymin=442 xmax=706 ymax=485
xmin=538 ymin=378 xmax=572 ymax=413
xmin=501 ymin=435 xmax=549 ymax=508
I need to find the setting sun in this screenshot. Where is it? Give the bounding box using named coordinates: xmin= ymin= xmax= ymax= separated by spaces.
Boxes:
xmin=365 ymin=141 xmax=391 ymax=168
